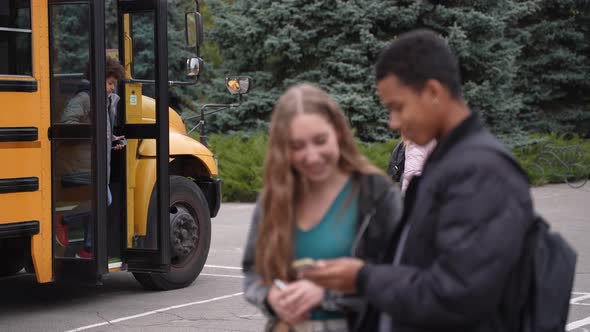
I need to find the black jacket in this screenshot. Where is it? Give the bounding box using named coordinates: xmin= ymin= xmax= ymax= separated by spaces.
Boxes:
xmin=356 ymin=114 xmax=534 ymax=332
xmin=242 ymin=172 xmax=403 ymax=330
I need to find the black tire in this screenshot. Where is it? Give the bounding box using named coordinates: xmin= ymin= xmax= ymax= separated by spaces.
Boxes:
xmin=133 ymin=175 xmax=211 ymax=290
xmin=0 ymin=238 xmax=26 ymax=277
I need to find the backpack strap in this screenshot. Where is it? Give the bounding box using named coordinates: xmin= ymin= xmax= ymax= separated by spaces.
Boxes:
xmin=387 ymin=141 xmax=405 ymax=182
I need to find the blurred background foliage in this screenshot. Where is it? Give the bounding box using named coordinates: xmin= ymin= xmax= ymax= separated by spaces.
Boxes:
xmin=81 ymin=0 xmax=588 ymax=144
xmin=57 ymin=0 xmax=588 ymax=201
xmin=96 ymin=0 xmax=589 ymax=144
xmin=205 ymin=132 xmax=590 ymax=202
xmin=199 ymin=0 xmax=590 ymax=144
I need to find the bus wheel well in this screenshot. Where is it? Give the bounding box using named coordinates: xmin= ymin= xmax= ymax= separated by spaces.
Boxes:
xmin=169 ymin=155 xmax=211 ymax=179
xmin=169 ymin=155 xmax=220 ymax=218
xmin=0 ymin=237 xmax=27 ymax=277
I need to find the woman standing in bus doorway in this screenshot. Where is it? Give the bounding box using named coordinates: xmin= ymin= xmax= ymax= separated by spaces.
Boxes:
xmin=242 ymin=84 xmax=402 ymax=332
xmin=57 ymin=56 xmax=126 ymax=258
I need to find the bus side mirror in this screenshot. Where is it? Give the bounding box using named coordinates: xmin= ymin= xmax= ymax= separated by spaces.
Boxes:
xmin=185 ymin=12 xmax=203 ymax=48
xmin=186 ymin=57 xmax=204 ymax=78
xmin=226 ymin=77 xmax=252 ymax=95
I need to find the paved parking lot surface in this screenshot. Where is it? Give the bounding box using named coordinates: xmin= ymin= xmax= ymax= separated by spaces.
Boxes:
xmin=0 ymin=184 xmax=588 ymax=331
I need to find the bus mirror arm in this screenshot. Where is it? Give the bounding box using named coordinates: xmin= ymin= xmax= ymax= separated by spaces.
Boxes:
xmin=168 ymin=80 xmax=197 ymax=86
xmin=185 ymin=95 xmax=244 ymax=147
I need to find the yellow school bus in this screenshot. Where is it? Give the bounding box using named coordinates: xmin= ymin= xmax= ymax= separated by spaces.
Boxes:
xmin=0 ymin=0 xmax=249 ymax=290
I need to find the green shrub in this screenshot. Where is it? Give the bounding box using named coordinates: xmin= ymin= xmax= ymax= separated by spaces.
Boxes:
xmin=208 ymin=132 xmax=267 ymax=202
xmin=207 ymin=132 xmax=589 ymax=202
xmin=513 ymin=133 xmax=590 ymax=186
xmin=357 ymin=138 xmax=400 ymax=172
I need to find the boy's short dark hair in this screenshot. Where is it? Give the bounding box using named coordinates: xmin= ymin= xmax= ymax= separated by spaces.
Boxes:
xmin=376 ymin=29 xmax=462 ymax=99
xmin=106 ymin=56 xmax=125 ymax=81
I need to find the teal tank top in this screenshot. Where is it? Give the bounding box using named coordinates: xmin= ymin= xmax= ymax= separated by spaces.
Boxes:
xmin=294 ymin=176 xmax=358 ymax=320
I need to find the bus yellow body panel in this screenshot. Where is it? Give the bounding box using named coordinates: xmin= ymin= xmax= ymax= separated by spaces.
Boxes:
xmin=1 ymin=0 xmax=221 ymax=286
xmin=123 ymin=94 xmax=218 ymax=244
xmin=0 ymin=0 xmax=52 ymax=283
xmin=129 ymin=158 xmax=155 ymax=244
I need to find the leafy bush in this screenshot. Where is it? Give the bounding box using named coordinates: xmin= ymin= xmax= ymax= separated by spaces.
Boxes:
xmin=357 ymin=138 xmax=400 ymax=171
xmin=207 ymin=132 xmax=267 ymax=202
xmin=208 ymin=132 xmax=589 ymax=202
xmin=513 ymin=133 xmax=590 ymax=186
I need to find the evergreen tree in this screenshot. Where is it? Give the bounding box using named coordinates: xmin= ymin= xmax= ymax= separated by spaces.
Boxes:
xmin=50 ymin=4 xmax=92 ymax=74
xmin=206 ymin=0 xmax=397 ymax=141
xmin=206 ymin=0 xmax=541 ymax=142
xmin=167 ymin=0 xmax=204 ymax=115
xmin=428 ymin=0 xmax=540 ymax=142
xmin=105 ymin=0 xmax=203 ymax=114
xmin=513 ymin=0 xmax=590 ymax=135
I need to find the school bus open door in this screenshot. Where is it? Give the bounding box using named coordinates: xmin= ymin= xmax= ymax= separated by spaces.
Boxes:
xmin=0 ymin=0 xmax=247 ymax=290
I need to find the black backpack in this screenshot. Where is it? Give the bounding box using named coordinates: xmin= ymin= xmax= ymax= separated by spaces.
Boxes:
xmin=472 ymin=132 xmax=577 ymax=332
xmin=521 ymin=215 xmax=577 ymax=332
xmin=387 ymin=141 xmax=405 ymax=182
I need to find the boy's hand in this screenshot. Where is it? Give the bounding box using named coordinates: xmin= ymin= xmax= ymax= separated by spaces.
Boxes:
xmin=301 ymin=258 xmax=364 ymax=293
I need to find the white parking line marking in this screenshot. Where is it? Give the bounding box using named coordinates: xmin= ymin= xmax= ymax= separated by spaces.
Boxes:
xmin=222 ymin=205 xmax=253 ymax=210
xmin=571 ymin=292 xmax=590 ymax=306
xmin=238 ymin=313 xmax=263 ymax=319
xmin=568 ymin=316 xmax=590 ymax=330
xmin=63 ymin=292 xmax=243 ymax=332
xmin=201 ymin=273 xmax=244 ymax=279
xmin=572 ymin=294 xmax=590 ymax=305
xmin=204 ymin=264 xmax=241 ymax=270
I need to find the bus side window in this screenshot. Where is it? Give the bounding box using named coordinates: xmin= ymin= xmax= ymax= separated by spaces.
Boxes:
xmin=0 ymin=1 xmax=32 ymax=76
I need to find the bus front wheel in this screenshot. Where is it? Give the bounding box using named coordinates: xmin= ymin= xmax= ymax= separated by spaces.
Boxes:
xmin=133 ymin=175 xmax=212 ymax=290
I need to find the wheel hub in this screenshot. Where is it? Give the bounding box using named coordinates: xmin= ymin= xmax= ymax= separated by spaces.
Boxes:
xmin=170 ymin=205 xmax=198 ymax=260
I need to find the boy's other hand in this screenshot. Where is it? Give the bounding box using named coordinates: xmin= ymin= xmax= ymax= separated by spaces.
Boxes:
xmin=301 ymin=258 xmax=364 ymax=293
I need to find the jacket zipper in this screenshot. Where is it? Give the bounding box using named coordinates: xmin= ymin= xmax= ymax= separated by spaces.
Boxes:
xmin=351 ymin=209 xmax=375 ymax=258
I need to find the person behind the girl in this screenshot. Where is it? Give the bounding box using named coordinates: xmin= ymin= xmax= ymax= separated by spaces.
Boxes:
xmin=401 ymin=138 xmax=436 ymax=193
xmin=242 ymin=84 xmax=402 ymax=332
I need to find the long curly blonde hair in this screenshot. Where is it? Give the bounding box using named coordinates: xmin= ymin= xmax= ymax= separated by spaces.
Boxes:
xmin=255 ymin=84 xmax=381 ymax=284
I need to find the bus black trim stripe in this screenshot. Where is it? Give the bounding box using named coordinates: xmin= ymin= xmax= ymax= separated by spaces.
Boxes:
xmin=0 ymin=80 xmax=38 ymax=92
xmin=0 ymin=221 xmax=39 ymax=239
xmin=0 ymin=127 xmax=38 ymax=142
xmin=0 ymin=177 xmax=39 ymax=194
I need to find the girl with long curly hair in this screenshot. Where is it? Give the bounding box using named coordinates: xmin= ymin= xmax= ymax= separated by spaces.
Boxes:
xmin=242 ymin=84 xmax=402 ymax=332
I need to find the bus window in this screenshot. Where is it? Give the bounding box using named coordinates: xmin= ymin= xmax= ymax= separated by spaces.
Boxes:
xmin=49 ymin=3 xmax=95 ymax=260
xmin=130 ymin=11 xmax=156 ymax=98
xmin=0 ymin=0 xmax=32 ymax=76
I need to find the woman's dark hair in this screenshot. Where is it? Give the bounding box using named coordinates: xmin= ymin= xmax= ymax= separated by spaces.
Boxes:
xmin=106 ymin=56 xmax=125 ymax=80
xmin=83 ymin=56 xmax=125 ymax=81
xmin=375 ymin=29 xmax=462 ymax=99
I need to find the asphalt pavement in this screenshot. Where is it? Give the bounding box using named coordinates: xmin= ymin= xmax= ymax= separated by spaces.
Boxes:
xmin=0 ymin=183 xmax=588 ymax=332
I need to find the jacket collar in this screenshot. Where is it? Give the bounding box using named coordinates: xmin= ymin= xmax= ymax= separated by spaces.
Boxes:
xmin=425 ymin=111 xmax=483 ymax=168
xmin=357 ymin=171 xmax=391 ymax=217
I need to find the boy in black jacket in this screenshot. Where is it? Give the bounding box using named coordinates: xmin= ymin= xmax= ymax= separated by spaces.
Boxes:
xmin=303 ymin=29 xmax=534 ymax=332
